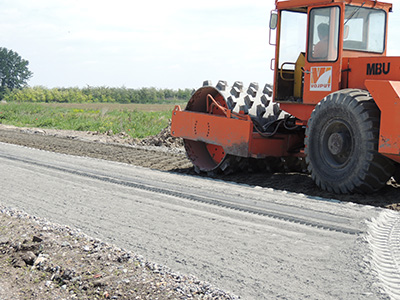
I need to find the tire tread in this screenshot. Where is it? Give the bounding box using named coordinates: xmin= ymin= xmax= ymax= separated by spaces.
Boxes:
xmin=305 ymin=89 xmax=394 ymax=194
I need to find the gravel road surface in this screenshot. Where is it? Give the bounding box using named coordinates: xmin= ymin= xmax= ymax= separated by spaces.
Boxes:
xmin=0 ymin=141 xmax=396 ymax=299
xmin=0 ymin=125 xmax=399 ymax=211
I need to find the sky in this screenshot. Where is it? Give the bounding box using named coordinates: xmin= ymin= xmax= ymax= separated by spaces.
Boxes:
xmin=0 ymin=0 xmax=400 ymax=90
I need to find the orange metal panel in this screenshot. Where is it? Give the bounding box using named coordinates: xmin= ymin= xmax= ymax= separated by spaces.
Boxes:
xmin=171 ymin=107 xmax=253 ymax=157
xmin=279 ymin=103 xmax=315 ymax=122
xmin=343 ymin=51 xmax=385 ymax=58
xmin=347 ymin=57 xmax=400 ymax=90
xmin=249 ymin=135 xmax=286 ymax=158
xmin=365 ymin=80 xmax=400 ymax=160
xmin=276 ymin=0 xmax=332 ymax=10
xmin=249 ymin=133 xmax=305 ymax=158
xmin=171 ymin=106 xmax=304 ymax=158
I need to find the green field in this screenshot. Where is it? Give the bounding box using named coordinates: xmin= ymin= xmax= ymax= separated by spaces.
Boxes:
xmin=0 ymin=102 xmax=186 ymax=139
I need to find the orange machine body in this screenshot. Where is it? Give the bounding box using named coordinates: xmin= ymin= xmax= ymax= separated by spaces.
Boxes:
xmin=171 ymin=107 xmax=304 ymax=159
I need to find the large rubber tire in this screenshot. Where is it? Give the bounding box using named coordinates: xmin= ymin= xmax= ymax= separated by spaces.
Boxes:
xmin=305 ymin=89 xmax=395 ymax=194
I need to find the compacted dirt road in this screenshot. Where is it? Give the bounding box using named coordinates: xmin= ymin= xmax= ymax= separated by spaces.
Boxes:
xmin=0 ymin=124 xmax=399 ymax=300
xmin=0 ymin=124 xmax=399 ymax=211
xmin=0 ymin=137 xmax=397 ymax=300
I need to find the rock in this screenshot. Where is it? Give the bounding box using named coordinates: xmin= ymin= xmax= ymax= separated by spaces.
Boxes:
xmin=34 ymin=129 xmax=46 ymax=135
xmin=33 ymin=254 xmax=48 ymax=267
xmin=32 ymin=236 xmax=43 ymax=243
xmin=52 ymin=274 xmax=65 ymax=285
xmin=11 ymin=257 xmax=26 ymax=268
xmin=61 ymin=269 xmax=74 ymax=280
xmin=93 ymin=275 xmax=115 ymax=287
xmin=71 ymin=276 xmax=82 ymax=283
xmin=62 ymin=241 xmax=72 ymax=248
xmin=93 ymin=279 xmax=107 ymax=287
xmin=21 ymin=251 xmax=37 ymax=266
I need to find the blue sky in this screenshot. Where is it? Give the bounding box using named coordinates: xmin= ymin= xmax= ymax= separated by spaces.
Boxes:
xmin=0 ymin=0 xmax=399 ymax=89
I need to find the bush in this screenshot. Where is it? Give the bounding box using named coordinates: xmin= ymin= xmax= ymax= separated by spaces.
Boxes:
xmin=3 ymin=86 xmax=193 ymax=104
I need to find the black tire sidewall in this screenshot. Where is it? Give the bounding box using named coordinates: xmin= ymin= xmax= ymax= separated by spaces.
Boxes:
xmin=306 ymin=91 xmax=376 ymax=192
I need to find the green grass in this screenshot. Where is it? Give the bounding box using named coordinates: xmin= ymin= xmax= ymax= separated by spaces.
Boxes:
xmin=0 ymin=102 xmax=174 ymax=139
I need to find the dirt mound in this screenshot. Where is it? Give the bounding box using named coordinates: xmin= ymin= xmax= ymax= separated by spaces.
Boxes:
xmin=140 ymin=122 xmax=184 ymax=149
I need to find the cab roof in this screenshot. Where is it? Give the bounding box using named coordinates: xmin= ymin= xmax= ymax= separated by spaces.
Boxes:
xmin=276 ymin=0 xmax=392 ymax=12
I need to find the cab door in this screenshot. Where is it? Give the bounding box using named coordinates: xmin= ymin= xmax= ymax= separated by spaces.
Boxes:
xmin=303 ymin=4 xmax=343 ymax=105
xmin=274 ymin=9 xmax=308 ymax=103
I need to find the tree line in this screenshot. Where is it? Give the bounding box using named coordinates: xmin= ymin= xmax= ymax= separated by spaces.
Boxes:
xmin=2 ymin=86 xmax=193 ymax=103
xmin=0 ymin=46 xmax=192 ymax=104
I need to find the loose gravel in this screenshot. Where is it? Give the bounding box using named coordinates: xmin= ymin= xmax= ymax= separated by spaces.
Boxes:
xmin=0 ymin=205 xmax=238 ymax=300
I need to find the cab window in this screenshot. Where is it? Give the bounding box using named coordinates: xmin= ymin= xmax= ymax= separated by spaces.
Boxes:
xmin=344 ymin=6 xmax=386 ymax=53
xmin=278 ymin=10 xmax=307 ymax=68
xmin=308 ymin=6 xmax=340 ymax=62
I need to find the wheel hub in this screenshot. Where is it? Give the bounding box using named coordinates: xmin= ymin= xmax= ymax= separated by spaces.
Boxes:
xmin=328 ymin=132 xmax=346 ymax=155
xmin=321 ymin=119 xmax=354 ymax=168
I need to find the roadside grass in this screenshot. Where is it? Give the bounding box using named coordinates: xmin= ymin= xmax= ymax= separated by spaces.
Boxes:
xmin=37 ymin=102 xmax=184 ymax=112
xmin=0 ymin=102 xmax=180 ymax=139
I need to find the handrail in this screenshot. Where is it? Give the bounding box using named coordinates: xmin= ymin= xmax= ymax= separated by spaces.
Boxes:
xmin=206 ymin=94 xmax=250 ymax=121
xmin=279 ymin=62 xmax=296 ymax=81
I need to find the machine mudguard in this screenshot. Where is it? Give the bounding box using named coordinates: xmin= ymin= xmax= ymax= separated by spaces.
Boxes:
xmin=365 ymin=80 xmax=400 ymax=163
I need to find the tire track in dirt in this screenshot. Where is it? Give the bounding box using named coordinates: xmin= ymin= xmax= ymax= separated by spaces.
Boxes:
xmin=367 ymin=211 xmax=400 ymax=299
xmin=0 ymin=150 xmax=363 ymax=236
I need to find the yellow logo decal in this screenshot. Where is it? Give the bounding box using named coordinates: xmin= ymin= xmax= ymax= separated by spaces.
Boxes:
xmin=310 ymin=67 xmax=332 ymax=91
